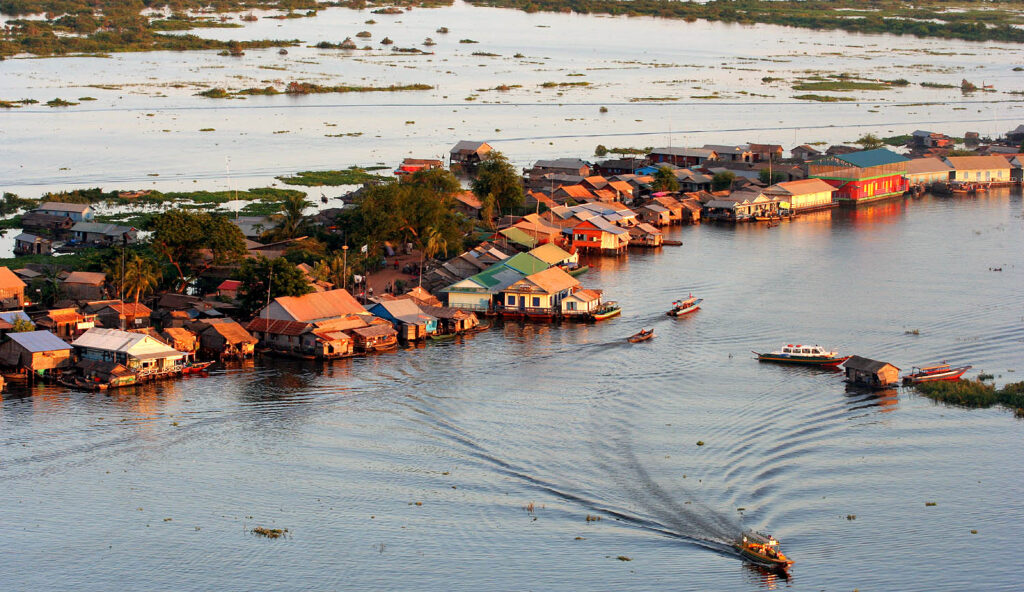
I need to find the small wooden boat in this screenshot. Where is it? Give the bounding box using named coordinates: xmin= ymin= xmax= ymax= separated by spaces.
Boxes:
xmin=667 ymin=295 xmax=702 ymax=317
xmin=753 ymin=344 xmax=849 ymax=367
xmin=902 ymin=363 xmax=972 ymax=384
xmin=735 ymin=530 xmax=793 ymax=571
xmin=627 ymin=328 xmax=654 ymax=343
xmin=429 ymin=332 xmax=457 ymax=341
xmin=183 ymin=361 xmax=215 ymax=374
xmin=568 ymin=265 xmax=590 ymax=278
xmin=591 ymin=301 xmax=621 ymax=321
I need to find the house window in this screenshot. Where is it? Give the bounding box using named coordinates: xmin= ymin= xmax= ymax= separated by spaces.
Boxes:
xmin=566 ymin=301 xmax=576 ymax=311
xmin=532 ymin=297 xmax=541 ymax=308
xmin=575 ymin=234 xmax=585 ymax=241
xmin=507 ymin=295 xmax=516 ymax=306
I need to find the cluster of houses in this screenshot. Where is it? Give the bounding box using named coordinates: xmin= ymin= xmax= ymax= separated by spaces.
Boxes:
xmin=0 ymin=260 xmax=486 ymax=389
xmin=443 ymin=134 xmax=1021 ymax=229
xmin=15 ymin=201 xmax=137 ymax=256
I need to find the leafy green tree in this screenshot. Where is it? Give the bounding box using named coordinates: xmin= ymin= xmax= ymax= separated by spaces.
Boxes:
xmin=472 ymin=151 xmax=523 ymax=214
xmin=711 ymin=171 xmax=736 ymax=191
xmin=594 ymin=144 xmax=608 ymax=157
xmin=236 ymin=256 xmax=313 ymax=317
xmin=855 ymin=133 xmax=884 ymax=150
xmin=122 ymin=254 xmax=161 ymax=305
xmin=340 ymin=181 xmax=467 ymax=268
xmin=313 ymin=254 xmax=347 ymax=289
xmin=652 ymin=166 xmax=680 ymax=192
xmin=149 ymin=210 xmax=246 ymax=291
xmin=758 ymin=169 xmax=787 ymax=185
xmin=420 ymin=226 xmax=449 ymax=287
xmin=11 ymin=318 xmax=34 ymax=333
xmin=270 ymin=192 xmax=313 ymax=240
xmin=403 ymin=167 xmax=460 ymax=197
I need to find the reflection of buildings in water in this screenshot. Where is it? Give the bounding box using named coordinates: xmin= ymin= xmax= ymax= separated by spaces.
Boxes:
xmin=845 ymin=385 xmax=899 ymax=413
xmin=108 ymin=381 xmax=179 ymax=417
xmin=846 ymin=199 xmax=906 ymax=224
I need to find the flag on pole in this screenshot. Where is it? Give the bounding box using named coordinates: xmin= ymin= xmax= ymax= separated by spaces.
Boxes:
xmin=360 ymin=244 xmax=368 ymax=253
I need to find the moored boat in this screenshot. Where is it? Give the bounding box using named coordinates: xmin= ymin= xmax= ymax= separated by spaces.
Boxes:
xmin=429 ymin=332 xmax=457 ymax=341
xmin=667 ymin=295 xmax=702 ymax=317
xmin=627 ymin=328 xmax=654 ymax=343
xmin=591 ymin=301 xmax=621 ymax=321
xmin=753 ymin=344 xmax=849 ymax=367
xmin=902 ymin=363 xmax=972 ymax=384
xmin=734 ymin=530 xmax=793 ymax=571
xmin=183 ymin=361 xmax=215 ymax=374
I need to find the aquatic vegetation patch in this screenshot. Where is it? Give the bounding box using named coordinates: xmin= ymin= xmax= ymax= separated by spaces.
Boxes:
xmin=251 ymin=526 xmax=289 ymax=539
xmin=792 ymin=80 xmax=891 ymax=92
xmin=921 ymin=81 xmax=957 ymax=89
xmin=914 ymin=380 xmax=1024 ymax=414
xmin=540 ymin=81 xmax=590 ymax=88
xmin=276 ymin=167 xmax=391 ymax=186
xmin=793 ymin=94 xmax=856 ymax=102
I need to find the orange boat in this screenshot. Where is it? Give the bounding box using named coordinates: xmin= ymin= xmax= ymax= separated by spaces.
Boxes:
xmin=735 ymin=530 xmax=793 ymax=571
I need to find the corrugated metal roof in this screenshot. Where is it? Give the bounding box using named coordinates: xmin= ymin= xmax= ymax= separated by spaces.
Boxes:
xmin=38 ymin=201 xmax=91 ymax=213
xmin=944 ymin=155 xmax=1011 ymax=171
xmin=0 ymin=266 xmax=27 ymax=290
xmin=834 ymin=148 xmax=909 ymax=168
xmin=517 ymin=267 xmax=580 ymax=294
xmin=0 ymin=310 xmax=31 ymax=324
xmin=70 ymin=222 xmax=132 ymax=235
xmin=7 ymin=330 xmax=72 ymax=353
xmin=272 ymin=289 xmax=366 ymax=322
xmin=502 ymin=253 xmax=549 ymax=276
xmin=528 ymin=243 xmax=573 ymax=265
xmin=498 ymin=227 xmax=538 ymax=249
xmin=71 ymin=327 xmax=180 ymax=356
xmin=63 ymin=271 xmax=107 ymax=285
xmin=844 ymin=355 xmax=899 ymax=373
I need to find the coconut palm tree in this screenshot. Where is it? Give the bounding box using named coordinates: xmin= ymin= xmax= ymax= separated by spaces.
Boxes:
xmin=420 ymin=226 xmax=448 ymax=287
xmin=272 ymin=193 xmax=313 ymax=239
xmin=122 ymin=254 xmax=161 ymax=305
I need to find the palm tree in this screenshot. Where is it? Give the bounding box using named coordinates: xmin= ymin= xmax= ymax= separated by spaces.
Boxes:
xmin=122 ymin=255 xmax=161 ymax=305
xmin=273 ymin=193 xmax=313 ymax=239
xmin=420 ymin=226 xmax=448 ymax=287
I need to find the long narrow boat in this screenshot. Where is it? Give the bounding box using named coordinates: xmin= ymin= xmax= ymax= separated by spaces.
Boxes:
xmin=568 ymin=265 xmax=591 ymax=278
xmin=667 ymin=295 xmax=702 ymax=317
xmin=735 ymin=530 xmax=793 ymax=571
xmin=902 ymin=363 xmax=972 ymax=384
xmin=591 ymin=301 xmax=621 ymax=321
xmin=627 ymin=329 xmax=654 ymax=343
xmin=182 ymin=361 xmax=215 ymax=374
xmin=753 ymin=344 xmax=849 ymax=367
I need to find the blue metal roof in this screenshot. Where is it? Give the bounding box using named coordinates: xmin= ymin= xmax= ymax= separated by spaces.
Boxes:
xmin=0 ymin=311 xmax=31 ymax=324
xmin=836 ymin=148 xmax=909 ymax=168
xmin=8 ymin=330 xmax=72 ymax=352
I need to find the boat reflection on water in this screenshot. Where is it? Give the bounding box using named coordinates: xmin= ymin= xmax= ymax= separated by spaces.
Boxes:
xmin=742 ymin=562 xmax=791 ymax=589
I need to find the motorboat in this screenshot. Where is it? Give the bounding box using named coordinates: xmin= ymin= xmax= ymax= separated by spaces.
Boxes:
xmin=667 ymin=294 xmax=702 ymax=317
xmin=753 ymin=344 xmax=849 ymax=367
xmin=902 ymin=363 xmax=972 ymax=384
xmin=735 ymin=530 xmax=793 ymax=571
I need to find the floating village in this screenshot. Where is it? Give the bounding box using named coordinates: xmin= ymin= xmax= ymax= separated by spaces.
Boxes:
xmin=0 ymin=125 xmax=1021 ymax=396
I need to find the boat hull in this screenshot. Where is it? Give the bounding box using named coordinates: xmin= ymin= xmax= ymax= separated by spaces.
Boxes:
xmin=627 ymin=331 xmax=654 ymax=343
xmin=592 ymin=307 xmax=622 ymax=321
xmin=667 ymin=298 xmax=703 ymax=317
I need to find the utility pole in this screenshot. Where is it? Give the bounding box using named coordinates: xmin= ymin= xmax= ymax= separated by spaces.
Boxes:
xmin=342 ymin=245 xmax=349 ymax=290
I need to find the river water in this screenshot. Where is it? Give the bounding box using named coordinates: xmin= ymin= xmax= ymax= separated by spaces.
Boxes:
xmin=2 ymin=189 xmax=1021 ymax=590
xmin=2 ymin=1 xmax=1024 ymax=198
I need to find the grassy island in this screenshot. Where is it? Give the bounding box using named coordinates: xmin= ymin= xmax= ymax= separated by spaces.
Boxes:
xmin=463 ymin=0 xmax=1024 ymax=45
xmin=915 ymin=380 xmax=1024 ymax=415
